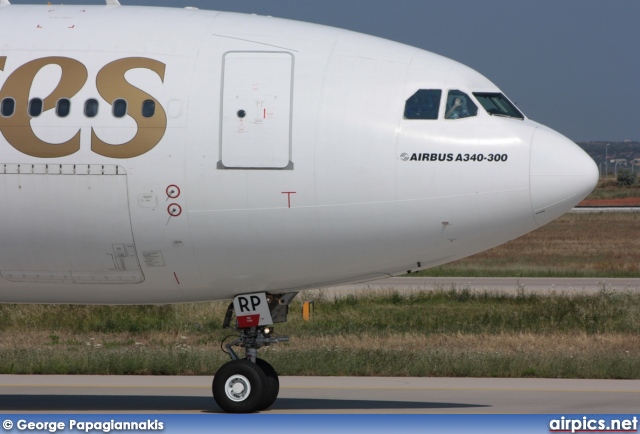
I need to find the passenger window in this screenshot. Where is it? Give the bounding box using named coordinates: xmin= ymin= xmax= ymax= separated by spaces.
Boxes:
xmin=113 ymin=99 xmax=127 ymax=118
xmin=141 ymin=99 xmax=155 ymax=118
xmin=1 ymin=98 xmax=15 ymax=117
xmin=56 ymin=99 xmax=71 ymax=117
xmin=445 ymin=90 xmax=477 ymax=120
xmin=404 ymin=89 xmax=441 ymax=120
xmin=29 ymin=98 xmax=43 ymax=117
xmin=84 ymin=99 xmax=99 ymax=118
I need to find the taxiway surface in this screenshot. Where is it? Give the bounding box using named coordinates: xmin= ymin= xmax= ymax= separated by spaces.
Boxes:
xmin=319 ymin=277 xmax=640 ymax=297
xmin=1 ymin=375 xmax=639 ymax=414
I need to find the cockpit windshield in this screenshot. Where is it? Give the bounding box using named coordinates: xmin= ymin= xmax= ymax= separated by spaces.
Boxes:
xmin=473 ymin=93 xmax=524 ymax=120
xmin=404 ymin=89 xmax=441 ymax=120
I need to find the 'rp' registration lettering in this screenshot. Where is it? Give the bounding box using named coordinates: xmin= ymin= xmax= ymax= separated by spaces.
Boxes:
xmin=237 ymin=295 xmax=262 ymax=313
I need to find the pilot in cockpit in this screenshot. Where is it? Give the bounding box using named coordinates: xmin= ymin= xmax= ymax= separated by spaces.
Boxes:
xmin=446 ymin=96 xmax=466 ymax=119
xmin=444 ymin=91 xmax=478 ymax=120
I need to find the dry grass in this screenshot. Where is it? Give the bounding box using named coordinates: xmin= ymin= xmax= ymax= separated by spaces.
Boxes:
xmin=585 ymin=180 xmax=640 ymax=200
xmin=417 ymin=212 xmax=640 ymax=277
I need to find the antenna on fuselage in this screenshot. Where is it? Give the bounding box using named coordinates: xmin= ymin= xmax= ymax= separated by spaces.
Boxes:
xmin=106 ymin=0 xmax=121 ymax=5
xmin=0 ymin=0 xmax=11 ymax=6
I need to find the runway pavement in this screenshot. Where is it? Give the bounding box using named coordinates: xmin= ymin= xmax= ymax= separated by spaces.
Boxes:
xmin=1 ymin=375 xmax=639 ymax=414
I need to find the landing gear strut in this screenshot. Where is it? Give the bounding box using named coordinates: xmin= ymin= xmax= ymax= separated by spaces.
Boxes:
xmin=212 ymin=292 xmax=296 ymax=413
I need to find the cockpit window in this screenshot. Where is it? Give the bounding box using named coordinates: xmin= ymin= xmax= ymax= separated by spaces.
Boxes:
xmin=404 ymin=89 xmax=441 ymax=120
xmin=445 ymin=90 xmax=477 ymax=120
xmin=473 ymin=92 xmax=524 ymax=120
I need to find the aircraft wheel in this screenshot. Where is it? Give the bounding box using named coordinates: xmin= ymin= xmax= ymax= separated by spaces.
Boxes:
xmin=213 ymin=359 xmax=267 ymax=413
xmin=256 ymin=358 xmax=279 ymax=410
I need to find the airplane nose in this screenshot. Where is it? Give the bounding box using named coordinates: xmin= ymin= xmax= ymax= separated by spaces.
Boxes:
xmin=530 ymin=126 xmax=599 ymax=226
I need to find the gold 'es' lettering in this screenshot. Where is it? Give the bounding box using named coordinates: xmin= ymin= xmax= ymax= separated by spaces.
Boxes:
xmin=0 ymin=56 xmax=167 ymax=159
xmin=92 ymin=58 xmax=167 ymax=158
xmin=0 ymin=57 xmax=87 ymax=158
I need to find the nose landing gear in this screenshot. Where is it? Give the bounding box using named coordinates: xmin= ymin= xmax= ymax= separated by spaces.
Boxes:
xmin=213 ymin=292 xmax=296 ymax=413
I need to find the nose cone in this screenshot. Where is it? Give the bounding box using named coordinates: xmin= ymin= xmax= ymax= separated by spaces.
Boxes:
xmin=530 ymin=127 xmax=598 ymax=226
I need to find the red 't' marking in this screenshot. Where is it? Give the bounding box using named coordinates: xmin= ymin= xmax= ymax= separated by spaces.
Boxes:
xmin=282 ymin=192 xmax=296 ymax=208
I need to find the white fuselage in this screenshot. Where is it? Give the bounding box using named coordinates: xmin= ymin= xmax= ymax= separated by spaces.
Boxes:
xmin=0 ymin=5 xmax=598 ymax=303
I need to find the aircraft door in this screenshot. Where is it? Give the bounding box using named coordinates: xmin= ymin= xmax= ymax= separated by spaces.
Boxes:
xmin=219 ymin=51 xmax=294 ymax=169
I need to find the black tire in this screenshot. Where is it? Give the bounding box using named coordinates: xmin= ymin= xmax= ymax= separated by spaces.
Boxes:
xmin=256 ymin=358 xmax=279 ymax=410
xmin=212 ymin=359 xmax=267 ymax=413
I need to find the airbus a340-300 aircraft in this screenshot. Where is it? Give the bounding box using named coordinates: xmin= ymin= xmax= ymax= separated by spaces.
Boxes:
xmin=0 ymin=0 xmax=598 ymax=412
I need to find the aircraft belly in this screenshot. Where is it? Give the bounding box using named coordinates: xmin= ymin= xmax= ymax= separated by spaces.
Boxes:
xmin=187 ymin=189 xmax=528 ymax=298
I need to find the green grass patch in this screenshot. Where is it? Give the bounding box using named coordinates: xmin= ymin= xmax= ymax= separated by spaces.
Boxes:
xmin=282 ymin=289 xmax=640 ymax=335
xmin=1 ymin=290 xmax=640 ymax=378
xmin=264 ymin=348 xmax=640 ymax=379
